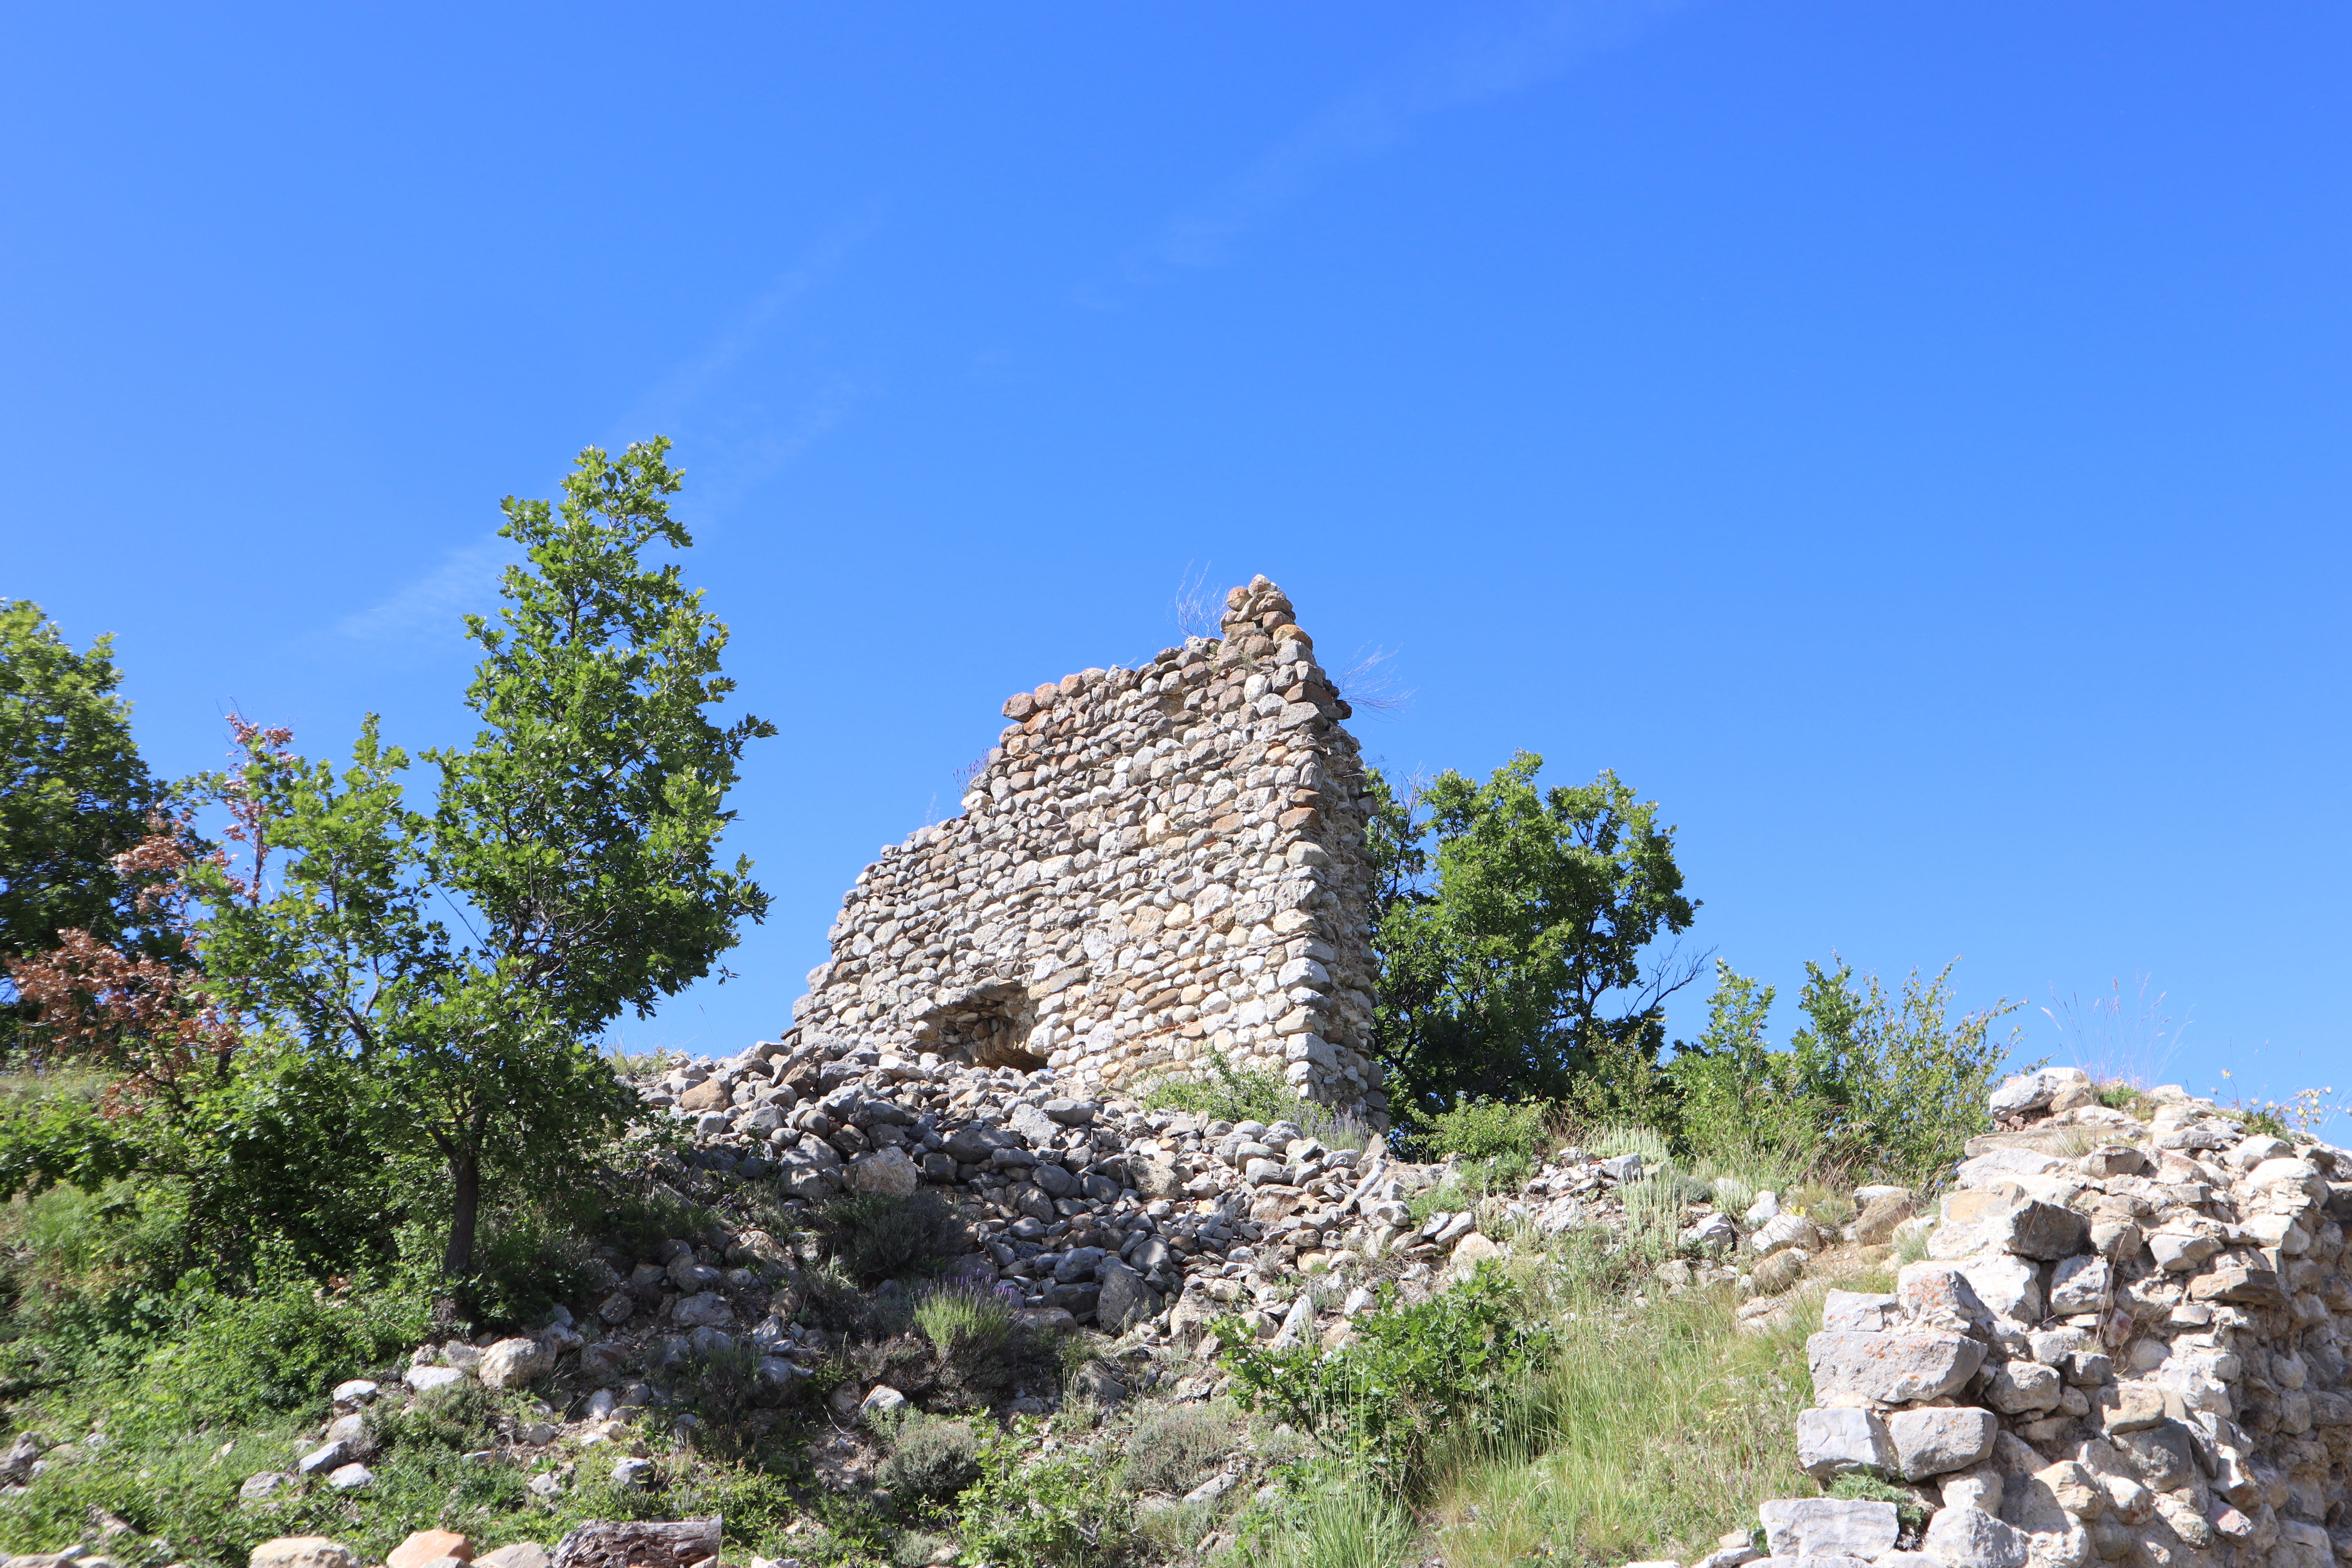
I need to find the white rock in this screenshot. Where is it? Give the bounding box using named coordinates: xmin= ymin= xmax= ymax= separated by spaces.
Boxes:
xmin=478 ymin=1336 xmax=554 ymax=1390
xmin=1751 ymin=1212 xmax=1821 ymax=1257
xmin=860 ymin=1384 xmax=910 ymax=1420
xmin=249 ymin=1541 xmax=359 ymax=1568
xmin=1923 ymin=1506 xmax=2029 ymax=1568
xmin=1795 ymin=1408 xmax=1889 ymax=1477
xmin=2047 ymin=1254 xmax=2109 ymax=1316
xmin=847 ymin=1145 xmax=921 ymax=1196
xmin=1957 ymin=1149 xmax=2065 ymax=1186
xmin=1820 ymin=1290 xmax=1901 ymax=1332
xmin=1806 ymin=1330 xmax=1985 ymax=1405
xmin=325 ymin=1461 xmax=373 ymax=1490
xmin=1757 ymin=1498 xmax=1900 ymax=1559
xmin=296 ymin=1441 xmax=349 ymax=1476
xmin=2145 ymin=1229 xmax=2220 ymax=1272
xmin=406 ymin=1364 xmax=469 ymax=1394
xmin=1955 ymin=1252 xmax=2042 ymax=1322
xmin=1885 ymin=1406 xmax=1997 ymax=1478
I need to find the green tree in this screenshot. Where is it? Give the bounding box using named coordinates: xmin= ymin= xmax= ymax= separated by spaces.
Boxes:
xmin=0 ymin=602 xmax=175 ymax=1049
xmin=1367 ymin=753 xmax=1700 ymax=1124
xmin=194 ymin=437 xmax=771 ymax=1278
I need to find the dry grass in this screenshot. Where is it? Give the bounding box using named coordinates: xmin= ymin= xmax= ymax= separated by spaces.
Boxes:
xmin=1421 ymin=1267 xmax=1842 ymax=1568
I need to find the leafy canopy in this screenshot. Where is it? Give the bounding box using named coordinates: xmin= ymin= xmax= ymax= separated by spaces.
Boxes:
xmin=193 ymin=437 xmax=771 ymax=1279
xmin=0 ymin=602 xmax=176 ymax=1047
xmin=1367 ymin=753 xmax=1699 ymax=1123
xmin=11 ymin=438 xmax=773 ymax=1283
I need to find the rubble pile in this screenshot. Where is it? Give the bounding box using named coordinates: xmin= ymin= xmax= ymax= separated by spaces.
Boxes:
xmin=624 ymin=1031 xmax=1679 ymax=1343
xmin=1680 ymin=1068 xmax=2352 ymax=1568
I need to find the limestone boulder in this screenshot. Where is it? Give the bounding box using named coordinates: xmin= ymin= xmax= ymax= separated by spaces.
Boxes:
xmin=1757 ymin=1498 xmax=1900 ymax=1560
xmin=478 ymin=1336 xmax=554 ymax=1391
xmin=251 ymin=1543 xmax=359 ymax=1568
xmin=1807 ymin=1330 xmax=1986 ymax=1406
xmin=1923 ymin=1507 xmax=2029 ymax=1568
xmin=847 ymin=1146 xmax=920 ymax=1196
xmin=1796 ymin=1408 xmax=1890 ymax=1478
xmin=1886 ymin=1406 xmax=1997 ymax=1479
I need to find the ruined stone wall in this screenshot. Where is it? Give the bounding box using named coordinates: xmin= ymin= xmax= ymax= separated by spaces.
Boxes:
xmin=1773 ymin=1071 xmax=2352 ymax=1568
xmin=788 ymin=576 xmax=1389 ymax=1127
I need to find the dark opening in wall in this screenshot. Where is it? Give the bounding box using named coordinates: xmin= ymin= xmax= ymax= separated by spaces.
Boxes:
xmin=930 ymin=981 xmax=1047 ymax=1071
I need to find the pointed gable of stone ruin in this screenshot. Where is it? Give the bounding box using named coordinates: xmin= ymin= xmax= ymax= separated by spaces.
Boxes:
xmin=790 ymin=575 xmax=1388 ymax=1129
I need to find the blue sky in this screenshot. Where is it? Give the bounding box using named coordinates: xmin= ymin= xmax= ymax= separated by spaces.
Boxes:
xmin=5 ymin=4 xmax=2346 ymax=1138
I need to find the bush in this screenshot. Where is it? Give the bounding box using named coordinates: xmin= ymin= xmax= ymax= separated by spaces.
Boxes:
xmin=817 ymin=1191 xmax=969 ymax=1282
xmin=882 ymin=1415 xmax=981 ymax=1502
xmin=673 ymin=1337 xmax=773 ymax=1459
xmin=1236 ymin=1466 xmax=1417 ymax=1568
xmin=1421 ymin=1098 xmax=1548 ymax=1183
xmin=1621 ymin=1169 xmax=1711 ymax=1256
xmin=956 ymin=1423 xmax=1132 ymax=1568
xmin=1828 ymin=1471 xmax=1928 ymax=1533
xmin=1123 ymin=1403 xmax=1236 ymax=1495
xmin=141 ymin=1243 xmax=433 ymax=1424
xmin=1143 ymin=1051 xmax=1296 ymax=1125
xmin=462 ymin=1201 xmax=606 ymax=1327
xmin=913 ymin=1279 xmax=1013 ymax=1353
xmin=1666 ymin=958 xmax=2020 ymax=1189
xmin=372 ymin=1375 xmax=501 ymax=1452
xmin=1216 ymin=1265 xmax=1553 ymax=1495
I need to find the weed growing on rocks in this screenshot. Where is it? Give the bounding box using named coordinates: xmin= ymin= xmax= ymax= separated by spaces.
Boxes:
xmin=817 ymin=1191 xmax=969 ymax=1283
xmin=1122 ymin=1403 xmax=1236 ymax=1495
xmin=880 ymin=1414 xmax=981 ymax=1502
xmin=955 ymin=1422 xmax=1133 ymax=1568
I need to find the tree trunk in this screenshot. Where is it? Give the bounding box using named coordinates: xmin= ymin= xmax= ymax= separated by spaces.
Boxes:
xmin=443 ymin=1149 xmax=481 ymax=1279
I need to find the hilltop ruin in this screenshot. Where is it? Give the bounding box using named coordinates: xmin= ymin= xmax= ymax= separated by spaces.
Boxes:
xmin=788 ymin=575 xmax=1390 ymax=1129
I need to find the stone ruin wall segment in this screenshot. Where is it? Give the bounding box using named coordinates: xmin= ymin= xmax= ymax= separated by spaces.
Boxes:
xmin=789 ymin=576 xmax=1390 ymax=1129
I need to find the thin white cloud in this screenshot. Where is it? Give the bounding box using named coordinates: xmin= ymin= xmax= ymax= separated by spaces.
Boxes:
xmin=1088 ymin=0 xmax=1675 ymax=301
xmin=611 ymin=212 xmax=881 ymax=515
xmin=335 ymin=536 xmax=519 ymax=644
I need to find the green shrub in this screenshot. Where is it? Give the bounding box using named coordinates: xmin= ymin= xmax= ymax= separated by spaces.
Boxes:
xmin=1405 ymin=1176 xmax=1471 ymax=1227
xmin=1143 ymin=1051 xmax=1296 ymax=1125
xmin=816 ymin=1191 xmax=969 ymax=1282
xmin=1421 ymin=1098 xmax=1548 ymax=1184
xmin=956 ymin=1423 xmax=1132 ymax=1568
xmin=140 ymin=1243 xmax=432 ymax=1424
xmin=2096 ymin=1081 xmax=2157 ymax=1118
xmin=1215 ymin=1265 xmax=1553 ymax=1495
xmin=1585 ymin=1122 xmax=1673 ymax=1166
xmin=1236 ymin=1466 xmax=1417 ymax=1568
xmin=1621 ymin=1170 xmax=1709 ymax=1256
xmin=913 ymin=1281 xmax=1012 ymax=1352
xmin=1666 ymin=958 xmax=2021 ymax=1190
xmin=372 ymin=1375 xmax=501 ymax=1452
xmin=1122 ymin=1403 xmax=1236 ymax=1495
xmin=882 ymin=1416 xmax=981 ymax=1502
xmin=462 ymin=1201 xmax=605 ymax=1327
xmin=674 ymin=1337 xmax=771 ymax=1459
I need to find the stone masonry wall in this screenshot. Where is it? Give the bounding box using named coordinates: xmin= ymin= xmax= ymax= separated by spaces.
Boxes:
xmin=788 ymin=576 xmax=1389 ymax=1128
xmin=1750 ymin=1071 xmax=2352 ymax=1568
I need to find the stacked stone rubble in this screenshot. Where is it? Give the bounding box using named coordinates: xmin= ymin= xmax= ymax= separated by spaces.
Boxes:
xmin=1719 ymin=1069 xmax=2352 ymax=1568
xmin=787 ymin=575 xmax=1387 ymax=1125
xmin=629 ymin=1034 xmax=1657 ymax=1338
